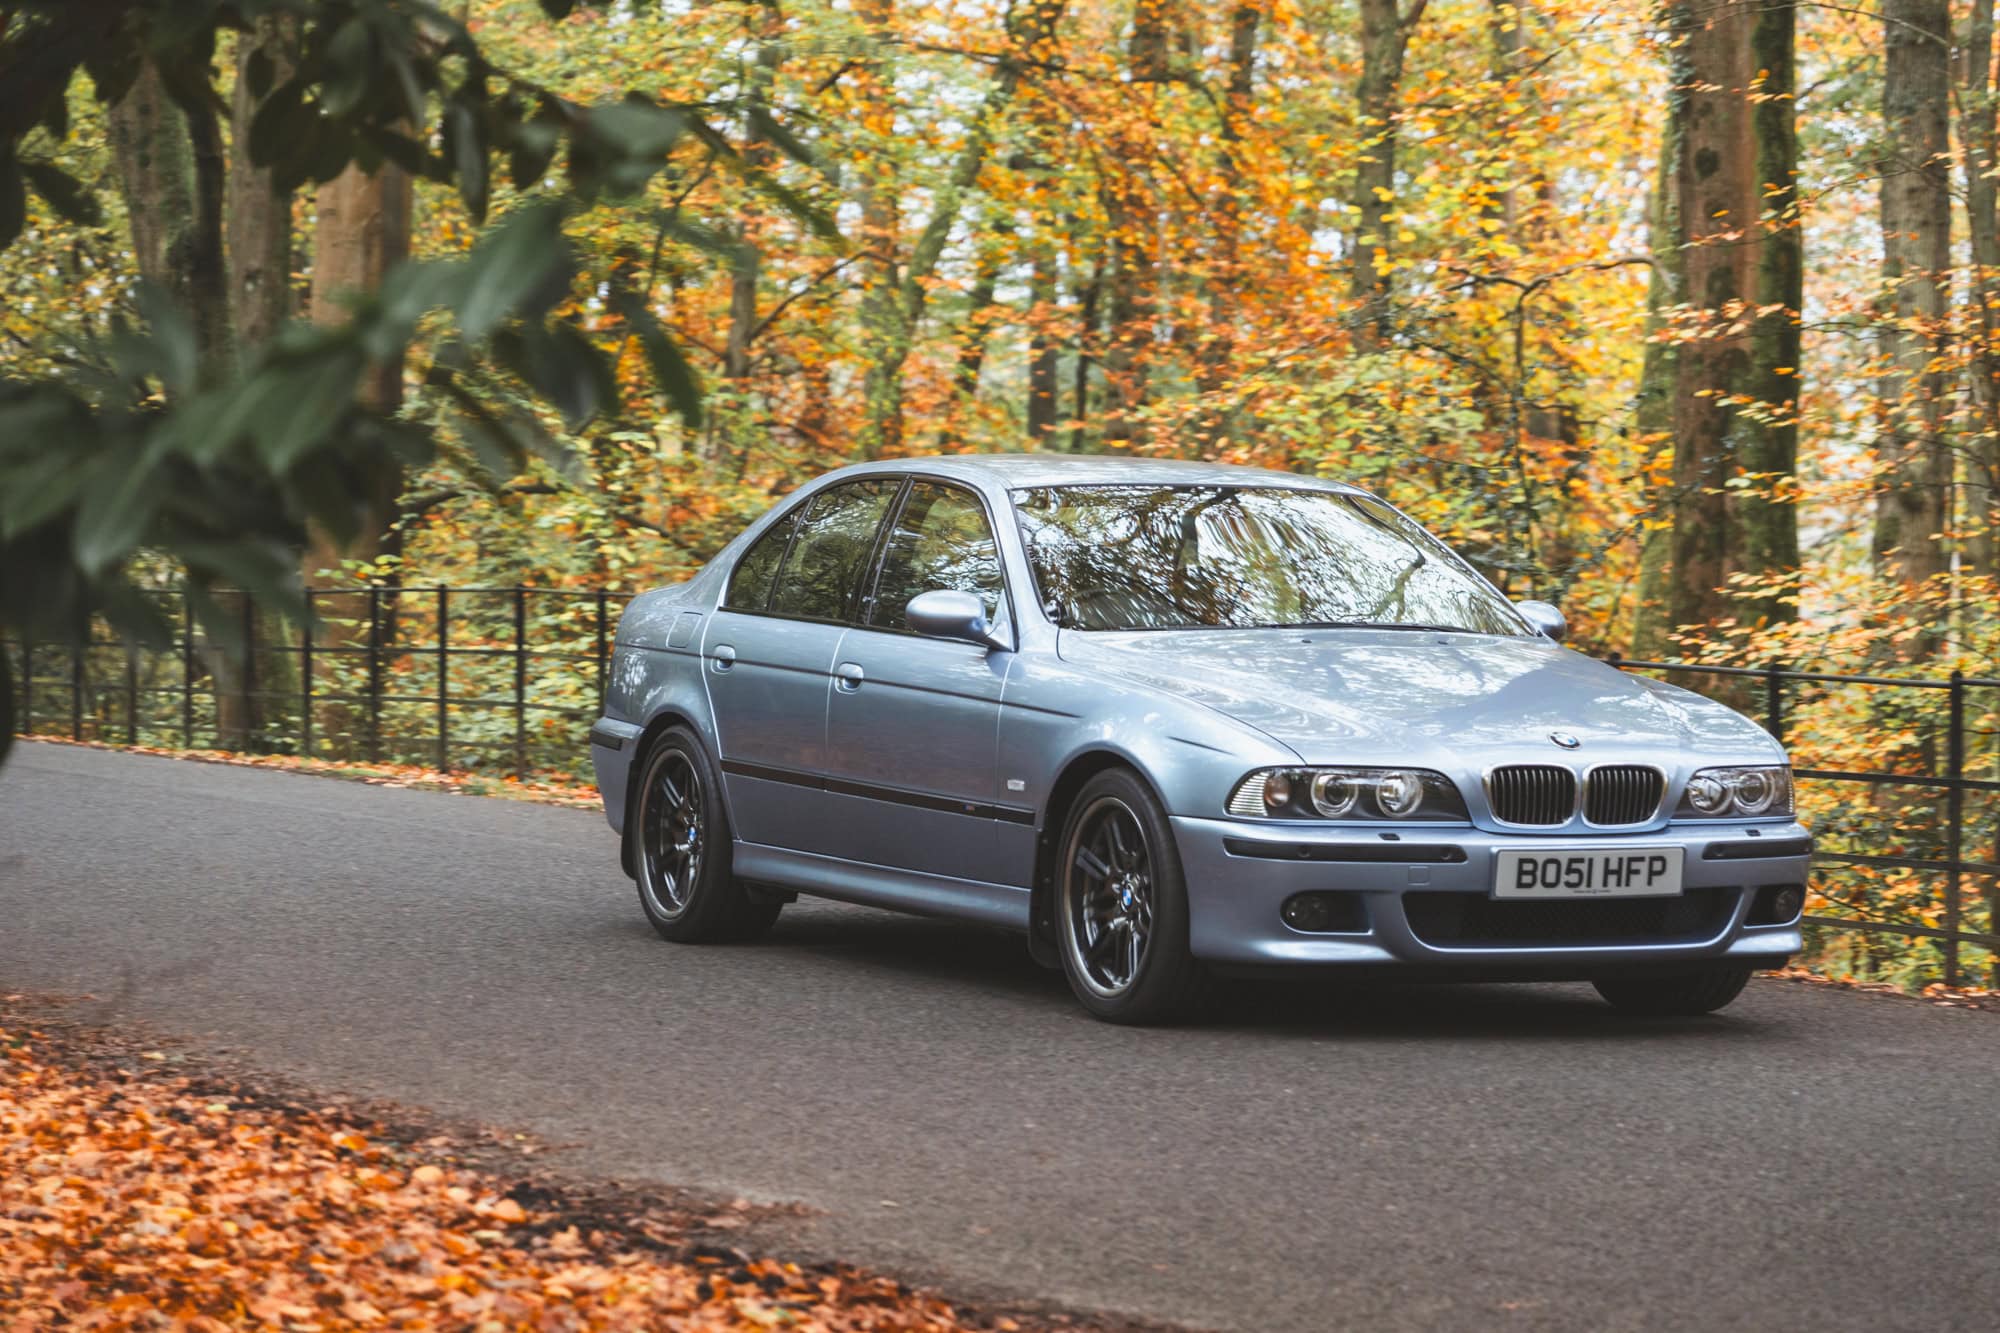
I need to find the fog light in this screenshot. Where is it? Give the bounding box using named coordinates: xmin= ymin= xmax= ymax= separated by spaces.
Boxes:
xmin=1281 ymin=892 xmax=1367 ymax=933
xmin=1750 ymin=883 xmax=1806 ymax=925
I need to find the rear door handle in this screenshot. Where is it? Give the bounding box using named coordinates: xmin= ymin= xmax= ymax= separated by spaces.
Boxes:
xmin=710 ymin=644 xmax=736 ymax=672
xmin=834 ymin=662 xmax=864 ymax=692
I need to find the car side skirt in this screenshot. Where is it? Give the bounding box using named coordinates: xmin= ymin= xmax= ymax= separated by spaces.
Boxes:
xmin=733 ymin=841 xmax=1032 ymax=930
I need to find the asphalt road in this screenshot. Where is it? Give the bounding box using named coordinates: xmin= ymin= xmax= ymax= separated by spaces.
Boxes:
xmin=3 ymin=741 xmax=1997 ymax=1330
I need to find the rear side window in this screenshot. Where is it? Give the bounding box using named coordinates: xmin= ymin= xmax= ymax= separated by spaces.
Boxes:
xmin=768 ymin=479 xmax=900 ymax=621
xmin=724 ymin=508 xmax=800 ymax=611
xmin=867 ymin=482 xmax=1005 ymax=629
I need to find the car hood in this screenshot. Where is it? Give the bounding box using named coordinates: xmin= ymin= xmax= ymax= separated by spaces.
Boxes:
xmin=1055 ymin=629 xmax=1782 ymax=767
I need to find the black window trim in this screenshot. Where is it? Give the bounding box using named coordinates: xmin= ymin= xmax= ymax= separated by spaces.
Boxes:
xmin=852 ymin=473 xmax=1017 ymax=650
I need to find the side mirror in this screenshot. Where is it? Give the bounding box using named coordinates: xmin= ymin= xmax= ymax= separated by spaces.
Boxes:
xmin=905 ymin=589 xmax=1007 ymax=651
xmin=1517 ymin=599 xmax=1567 ymax=642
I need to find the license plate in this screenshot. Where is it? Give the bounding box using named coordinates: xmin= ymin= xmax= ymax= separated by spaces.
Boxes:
xmin=1493 ymin=847 xmax=1684 ymax=900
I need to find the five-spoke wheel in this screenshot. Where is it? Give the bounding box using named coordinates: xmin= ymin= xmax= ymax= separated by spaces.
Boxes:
xmin=1055 ymin=769 xmax=1207 ymax=1023
xmin=631 ymin=727 xmax=781 ymax=942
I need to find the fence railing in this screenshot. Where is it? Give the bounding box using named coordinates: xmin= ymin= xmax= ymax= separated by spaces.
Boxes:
xmin=1607 ymin=656 xmax=2000 ymax=987
xmin=7 ymin=589 xmax=1997 ymax=984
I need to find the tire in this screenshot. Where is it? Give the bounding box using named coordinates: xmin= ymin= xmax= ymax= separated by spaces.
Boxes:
xmin=1592 ymin=965 xmax=1752 ymax=1017
xmin=630 ymin=727 xmax=781 ymax=943
xmin=1054 ymin=769 xmax=1208 ymax=1024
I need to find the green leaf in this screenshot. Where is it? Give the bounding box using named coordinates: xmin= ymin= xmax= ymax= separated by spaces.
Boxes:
xmin=248 ymin=80 xmax=308 ymax=169
xmin=454 ymin=202 xmax=569 ymax=341
xmin=134 ymin=284 xmax=199 ymax=396
xmin=20 ymin=162 xmax=104 ymax=227
xmin=254 ymin=349 xmax=367 ymax=470
xmin=448 ymin=99 xmax=489 ymax=224
xmin=320 ymin=19 xmax=376 ymax=120
xmin=73 ymin=439 xmax=169 ymax=576
xmin=614 ymin=289 xmax=702 ymax=427
xmin=748 ymin=105 xmax=825 ymax=177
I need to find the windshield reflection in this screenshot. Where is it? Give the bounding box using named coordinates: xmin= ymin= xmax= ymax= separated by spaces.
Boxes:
xmin=1011 ymin=485 xmax=1529 ymax=635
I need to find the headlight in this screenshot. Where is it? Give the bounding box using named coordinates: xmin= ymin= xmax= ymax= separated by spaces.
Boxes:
xmin=1675 ymin=766 xmax=1793 ymax=819
xmin=1229 ymin=767 xmax=1468 ymax=821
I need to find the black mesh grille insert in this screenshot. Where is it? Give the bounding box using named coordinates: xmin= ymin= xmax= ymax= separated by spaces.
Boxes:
xmin=1486 ymin=765 xmax=1577 ymax=826
xmin=1585 ymin=765 xmax=1665 ymax=826
xmin=1403 ymin=888 xmax=1737 ymax=947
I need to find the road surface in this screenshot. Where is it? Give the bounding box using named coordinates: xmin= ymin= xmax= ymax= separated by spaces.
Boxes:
xmin=2 ymin=741 xmax=1996 ymax=1330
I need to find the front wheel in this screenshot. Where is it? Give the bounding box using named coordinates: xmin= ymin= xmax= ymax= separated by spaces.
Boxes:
xmin=632 ymin=728 xmax=780 ymax=943
xmin=1592 ymin=966 xmax=1752 ymax=1016
xmin=1054 ymin=769 xmax=1208 ymax=1024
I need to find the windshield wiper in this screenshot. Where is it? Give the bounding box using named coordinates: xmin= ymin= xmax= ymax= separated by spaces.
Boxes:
xmin=1256 ymin=620 xmax=1480 ymax=634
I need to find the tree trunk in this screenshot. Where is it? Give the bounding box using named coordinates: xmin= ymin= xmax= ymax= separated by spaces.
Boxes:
xmin=1069 ymin=259 xmax=1101 ymax=451
xmin=1348 ymin=0 xmax=1426 ymax=351
xmin=107 ymin=61 xmax=233 ymax=372
xmin=1651 ymin=0 xmax=1800 ymax=641
xmin=1198 ymin=2 xmax=1261 ymax=409
xmin=725 ymin=24 xmax=783 ymax=384
xmin=1960 ymin=0 xmax=2000 ymax=578
xmin=1874 ymin=0 xmax=1953 ymax=654
xmin=1027 ymin=240 xmax=1059 ymax=441
xmin=1100 ymin=0 xmax=1175 ymax=440
xmin=1629 ymin=100 xmax=1684 ymax=656
xmin=304 ymin=161 xmax=411 ymax=585
xmin=227 ymin=17 xmax=298 ymax=360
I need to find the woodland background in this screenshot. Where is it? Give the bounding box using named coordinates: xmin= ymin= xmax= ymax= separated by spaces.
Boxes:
xmin=1 ymin=0 xmax=1997 ymax=983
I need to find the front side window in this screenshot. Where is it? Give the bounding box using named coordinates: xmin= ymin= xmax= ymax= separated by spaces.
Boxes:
xmin=1011 ymin=484 xmax=1528 ymax=635
xmin=767 ymin=479 xmax=900 ymax=621
xmin=724 ymin=508 xmax=801 ymax=611
xmin=866 ymin=482 xmax=1005 ymax=630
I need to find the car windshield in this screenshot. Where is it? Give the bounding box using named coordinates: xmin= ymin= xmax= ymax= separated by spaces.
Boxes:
xmin=1011 ymin=484 xmax=1529 ymax=635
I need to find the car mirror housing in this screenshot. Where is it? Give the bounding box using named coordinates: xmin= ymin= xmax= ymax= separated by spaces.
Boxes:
xmin=1517 ymin=600 xmax=1566 ymax=642
xmin=905 ymin=589 xmax=1007 ymax=651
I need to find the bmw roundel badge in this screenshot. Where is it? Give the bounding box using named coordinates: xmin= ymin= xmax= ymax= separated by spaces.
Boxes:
xmin=1550 ymin=731 xmax=1581 ymax=749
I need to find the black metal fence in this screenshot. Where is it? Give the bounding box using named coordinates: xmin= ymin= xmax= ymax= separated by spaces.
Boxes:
xmin=1608 ymin=657 xmax=2000 ymax=987
xmin=8 ymin=586 xmax=635 ymax=784
xmin=7 ymin=589 xmax=1997 ymax=984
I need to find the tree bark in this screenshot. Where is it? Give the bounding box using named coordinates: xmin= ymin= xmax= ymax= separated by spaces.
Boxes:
xmin=1099 ymin=0 xmax=1176 ymax=440
xmin=1646 ymin=0 xmax=1801 ymax=641
xmin=1348 ymin=0 xmax=1427 ymax=351
xmin=1197 ymin=2 xmax=1261 ymax=409
xmin=1960 ymin=0 xmax=2000 ymax=578
xmin=1874 ymin=0 xmax=1953 ymax=652
xmin=227 ymin=17 xmax=298 ymax=359
xmin=725 ymin=17 xmax=783 ymax=383
xmin=1629 ymin=84 xmax=1684 ymax=656
xmin=107 ymin=60 xmax=233 ymax=373
xmin=1027 ymin=240 xmax=1059 ymax=441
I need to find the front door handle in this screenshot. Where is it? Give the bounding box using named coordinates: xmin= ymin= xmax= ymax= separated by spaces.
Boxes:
xmin=710 ymin=644 xmax=736 ymax=673
xmin=834 ymin=662 xmax=864 ymax=692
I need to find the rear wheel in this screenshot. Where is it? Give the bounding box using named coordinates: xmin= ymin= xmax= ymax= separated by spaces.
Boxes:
xmin=632 ymin=728 xmax=780 ymax=943
xmin=1592 ymin=966 xmax=1752 ymax=1016
xmin=1055 ymin=769 xmax=1207 ymax=1024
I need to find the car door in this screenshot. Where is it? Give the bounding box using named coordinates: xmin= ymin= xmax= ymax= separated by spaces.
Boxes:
xmin=704 ymin=477 xmax=901 ymax=855
xmin=820 ymin=479 xmax=1020 ymax=884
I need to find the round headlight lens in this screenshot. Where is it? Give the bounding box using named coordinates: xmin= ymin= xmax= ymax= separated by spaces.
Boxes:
xmin=1374 ymin=770 xmax=1424 ymax=818
xmin=1685 ymin=773 xmax=1730 ymax=814
xmin=1731 ymin=767 xmax=1777 ymax=814
xmin=1310 ymin=772 xmax=1360 ymax=817
xmin=1263 ymin=770 xmax=1294 ymax=811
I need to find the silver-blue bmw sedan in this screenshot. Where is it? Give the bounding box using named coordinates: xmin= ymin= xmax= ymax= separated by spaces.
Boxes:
xmin=588 ymin=456 xmax=1809 ymax=1023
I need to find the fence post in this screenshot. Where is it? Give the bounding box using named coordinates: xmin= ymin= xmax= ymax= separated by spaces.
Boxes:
xmin=436 ymin=586 xmax=449 ymax=772
xmin=513 ymin=587 xmax=528 ymax=779
xmin=181 ymin=591 xmax=194 ymax=747
xmin=125 ymin=636 xmax=138 ymax=746
xmin=1944 ymin=671 xmax=1964 ymax=989
xmin=367 ymin=585 xmax=383 ymax=764
xmin=301 ymin=592 xmax=315 ymax=758
xmin=1764 ymin=661 xmax=1784 ymax=747
xmin=595 ymin=590 xmax=609 ymax=709
xmin=20 ymin=639 xmax=31 ymax=737
xmin=240 ymin=592 xmax=257 ymax=753
xmin=70 ymin=639 xmax=83 ymax=740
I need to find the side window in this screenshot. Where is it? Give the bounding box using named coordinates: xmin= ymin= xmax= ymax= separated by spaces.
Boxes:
xmin=724 ymin=508 xmax=800 ymax=612
xmin=768 ymin=479 xmax=900 ymax=621
xmin=866 ymin=482 xmax=1005 ymax=629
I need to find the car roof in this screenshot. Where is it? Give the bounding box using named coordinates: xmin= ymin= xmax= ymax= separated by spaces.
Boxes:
xmin=817 ymin=453 xmax=1371 ymax=494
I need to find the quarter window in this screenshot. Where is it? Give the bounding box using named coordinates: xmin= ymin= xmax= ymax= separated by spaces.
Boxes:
xmin=867 ymin=482 xmax=1005 ymax=629
xmin=724 ymin=508 xmax=800 ymax=612
xmin=767 ymin=479 xmax=900 ymax=621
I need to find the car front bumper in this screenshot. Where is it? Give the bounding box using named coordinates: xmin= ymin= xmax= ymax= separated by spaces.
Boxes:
xmin=1171 ymin=815 xmax=1808 ymax=976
